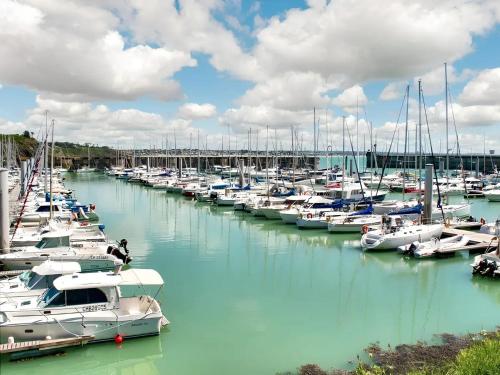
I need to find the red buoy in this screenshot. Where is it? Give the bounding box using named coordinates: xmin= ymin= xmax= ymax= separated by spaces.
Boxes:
xmin=114 ymin=334 xmax=124 ymax=344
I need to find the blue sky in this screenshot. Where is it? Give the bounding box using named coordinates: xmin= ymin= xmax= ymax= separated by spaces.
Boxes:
xmin=0 ymin=0 xmax=499 ymax=152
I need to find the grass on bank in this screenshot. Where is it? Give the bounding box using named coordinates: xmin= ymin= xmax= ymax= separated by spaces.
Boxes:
xmin=293 ymin=333 xmax=499 ymax=375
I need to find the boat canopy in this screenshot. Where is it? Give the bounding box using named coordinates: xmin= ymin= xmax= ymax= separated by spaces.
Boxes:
xmin=53 ymin=269 xmax=164 ymax=291
xmin=32 ymin=261 xmax=81 ymax=276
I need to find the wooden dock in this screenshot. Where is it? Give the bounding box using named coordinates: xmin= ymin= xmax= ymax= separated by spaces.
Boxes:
xmin=435 ymin=228 xmax=498 ymax=256
xmin=0 ymin=336 xmax=94 ymax=359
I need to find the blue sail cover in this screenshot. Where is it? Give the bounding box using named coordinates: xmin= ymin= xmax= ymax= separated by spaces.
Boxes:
xmin=272 ymin=189 xmax=296 ymax=197
xmin=389 ymin=203 xmax=423 ymax=216
xmin=350 ymin=204 xmax=374 ymax=216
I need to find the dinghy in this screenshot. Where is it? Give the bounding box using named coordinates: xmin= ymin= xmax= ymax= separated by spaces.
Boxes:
xmin=397 ymin=234 xmax=469 ymax=258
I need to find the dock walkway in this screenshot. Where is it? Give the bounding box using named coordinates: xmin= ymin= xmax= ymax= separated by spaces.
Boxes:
xmin=437 ymin=227 xmax=498 ymax=256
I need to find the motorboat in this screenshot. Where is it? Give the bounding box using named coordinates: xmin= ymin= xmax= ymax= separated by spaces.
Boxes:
xmin=397 ymin=234 xmax=469 ymax=258
xmin=279 ymin=196 xmax=339 ymax=224
xmin=0 ymin=269 xmax=169 ymax=344
xmin=0 ymin=232 xmax=128 ymax=271
xmin=11 ymin=221 xmax=106 ymax=247
xmin=483 ymin=189 xmax=500 ymax=202
xmin=0 ymin=261 xmax=81 ymax=302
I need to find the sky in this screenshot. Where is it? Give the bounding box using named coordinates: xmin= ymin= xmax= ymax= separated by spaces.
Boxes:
xmin=1 ymin=0 xmax=500 ymax=154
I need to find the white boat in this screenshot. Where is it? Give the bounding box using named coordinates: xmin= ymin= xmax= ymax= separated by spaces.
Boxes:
xmin=397 ymin=234 xmax=469 ymax=258
xmin=11 ymin=221 xmax=106 ymax=247
xmin=327 ymin=215 xmax=382 ymax=233
xmin=296 ymin=211 xmax=346 ymax=229
xmin=0 ymin=261 xmax=81 ymax=302
xmin=260 ymin=196 xmax=309 ymax=219
xmin=326 ymin=181 xmax=389 ymax=202
xmin=0 ymin=269 xmax=169 ymax=344
xmin=249 ymin=197 xmax=286 ymax=217
xmin=216 ymin=191 xmax=251 ymax=206
xmin=0 ymin=233 xmax=127 ymax=271
xmin=279 ymin=196 xmax=337 ymax=224
xmin=483 ymin=189 xmax=500 ymax=202
xmin=361 ymin=222 xmax=443 ymax=251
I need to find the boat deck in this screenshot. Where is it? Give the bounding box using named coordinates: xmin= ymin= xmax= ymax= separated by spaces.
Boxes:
xmin=0 ymin=269 xmax=24 ymax=278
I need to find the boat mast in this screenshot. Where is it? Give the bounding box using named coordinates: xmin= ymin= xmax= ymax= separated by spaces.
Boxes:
xmin=342 ymin=116 xmax=345 ymax=195
xmin=266 ymin=125 xmax=269 ymax=198
xmin=445 ymin=62 xmax=449 ymax=178
xmin=49 ymin=120 xmax=55 ymax=219
xmin=402 ymin=83 xmax=409 ymax=201
xmin=313 ymin=107 xmax=316 ymax=168
xmin=418 ymin=79 xmax=423 ymax=191
xmin=356 ymin=98 xmax=359 ymax=175
xmin=44 ymin=110 xmax=48 ymax=193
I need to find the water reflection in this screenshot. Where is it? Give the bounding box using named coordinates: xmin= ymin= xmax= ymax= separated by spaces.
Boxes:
xmin=5 ymin=335 xmax=163 ymax=375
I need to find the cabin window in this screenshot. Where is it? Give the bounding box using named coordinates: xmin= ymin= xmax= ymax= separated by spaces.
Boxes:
xmin=26 ymin=273 xmax=43 ymax=289
xmin=66 ymin=288 xmax=108 ymax=306
xmin=46 ymin=290 xmax=65 ymax=307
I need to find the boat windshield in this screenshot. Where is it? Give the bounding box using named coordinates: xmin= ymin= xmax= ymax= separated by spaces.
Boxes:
xmin=26 ymin=272 xmax=43 ymax=289
xmin=18 ymin=271 xmax=32 ymax=283
xmin=35 ymin=236 xmax=70 ymax=249
xmin=38 ymin=287 xmax=62 ymax=306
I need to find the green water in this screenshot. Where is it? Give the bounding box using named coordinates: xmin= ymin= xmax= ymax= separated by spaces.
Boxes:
xmin=1 ymin=173 xmax=499 ymax=375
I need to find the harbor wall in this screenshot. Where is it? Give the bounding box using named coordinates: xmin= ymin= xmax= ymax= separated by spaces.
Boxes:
xmin=366 ymin=151 xmax=499 ymax=173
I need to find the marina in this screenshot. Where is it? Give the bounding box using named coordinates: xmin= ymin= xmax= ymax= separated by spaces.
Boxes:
xmin=1 ymin=1 xmax=500 ymax=373
xmin=3 ymin=165 xmax=499 ymax=374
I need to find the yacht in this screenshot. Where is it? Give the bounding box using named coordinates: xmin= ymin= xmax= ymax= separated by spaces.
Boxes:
xmin=0 ymin=261 xmax=81 ymax=302
xmin=0 ymin=269 xmax=169 ymax=344
xmin=0 ymin=232 xmax=127 ymax=271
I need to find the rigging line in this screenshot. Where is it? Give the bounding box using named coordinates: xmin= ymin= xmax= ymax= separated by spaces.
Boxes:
xmin=375 ymin=88 xmax=408 ymax=195
xmin=345 ymin=121 xmax=366 ymax=202
xmin=448 ymin=90 xmax=469 ymax=197
xmin=421 ymin=86 xmax=445 ymax=221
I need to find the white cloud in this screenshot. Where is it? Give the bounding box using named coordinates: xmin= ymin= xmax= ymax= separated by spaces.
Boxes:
xmin=252 ymin=0 xmax=500 ymax=85
xmin=178 ymin=103 xmax=217 ymax=120
xmin=123 ymin=0 xmax=260 ymax=81
xmin=0 ymin=0 xmax=196 ymax=102
xmin=237 ymin=71 xmax=335 ymax=111
xmin=0 ymin=118 xmax=27 ymax=134
xmin=379 ymin=82 xmax=407 ymax=101
xmin=459 ymin=68 xmax=500 ymax=105
xmin=24 ymin=96 xmax=200 ymax=147
xmin=331 ymin=85 xmax=367 ymax=114
xmin=416 ymin=64 xmax=475 ymax=96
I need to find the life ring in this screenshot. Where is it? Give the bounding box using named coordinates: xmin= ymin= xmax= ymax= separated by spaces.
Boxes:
xmin=362 ymin=225 xmax=369 ymax=234
xmin=480 ymin=217 xmax=486 ymax=225
xmin=306 ymin=213 xmax=313 ymax=219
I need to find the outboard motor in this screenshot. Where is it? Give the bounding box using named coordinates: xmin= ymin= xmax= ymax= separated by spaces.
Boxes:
xmin=402 ymin=242 xmax=418 ymax=257
xmin=480 ymin=260 xmax=497 ymax=277
xmin=472 ymin=258 xmax=488 ymax=275
xmin=107 ymin=239 xmax=132 ymax=264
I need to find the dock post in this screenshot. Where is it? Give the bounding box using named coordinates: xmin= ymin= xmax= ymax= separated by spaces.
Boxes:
xmin=475 ymin=156 xmax=479 ymax=178
xmin=20 ymin=160 xmax=27 ymax=197
xmin=423 ymin=164 xmax=433 ymax=224
xmin=0 ymin=169 xmax=10 ymax=253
